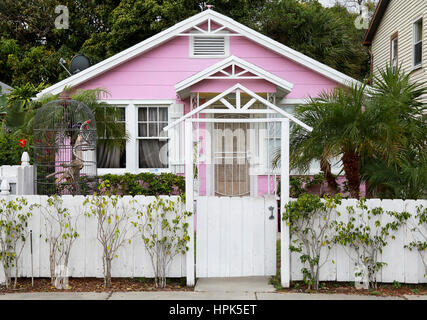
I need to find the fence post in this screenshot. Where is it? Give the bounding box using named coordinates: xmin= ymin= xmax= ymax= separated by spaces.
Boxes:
xmin=280 ymin=119 xmax=290 ymax=288
xmin=21 ymin=152 xmax=30 ymax=167
xmin=0 ymin=178 xmax=10 ymax=195
xmin=185 ymin=119 xmax=195 ymax=286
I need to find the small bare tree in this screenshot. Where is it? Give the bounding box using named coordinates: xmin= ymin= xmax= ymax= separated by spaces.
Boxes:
xmin=133 ymin=196 xmax=191 ymax=288
xmin=0 ymin=197 xmax=33 ymax=289
xmin=333 ymin=199 xmax=409 ymax=289
xmin=283 ymin=193 xmax=342 ymax=290
xmin=39 ymin=195 xmax=79 ymax=289
xmin=83 ymin=181 xmax=135 ymax=288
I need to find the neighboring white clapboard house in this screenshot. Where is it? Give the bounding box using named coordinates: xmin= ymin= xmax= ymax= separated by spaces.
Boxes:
xmin=0 ymin=81 xmax=13 ymax=95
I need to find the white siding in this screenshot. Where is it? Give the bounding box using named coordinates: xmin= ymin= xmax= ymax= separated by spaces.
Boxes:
xmin=371 ymin=0 xmax=427 ymax=100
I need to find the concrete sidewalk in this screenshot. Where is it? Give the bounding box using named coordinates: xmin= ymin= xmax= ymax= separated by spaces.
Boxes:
xmin=1 ymin=291 xmax=425 ymax=300
xmin=195 ymin=277 xmax=276 ymax=293
xmin=1 ymin=277 xmax=425 ymax=300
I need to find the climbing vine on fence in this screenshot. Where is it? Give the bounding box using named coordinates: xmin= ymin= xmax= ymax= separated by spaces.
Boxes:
xmin=404 ymin=205 xmax=427 ymax=277
xmin=283 ymin=193 xmax=342 ymax=290
xmin=332 ymin=199 xmax=410 ymax=289
xmin=132 ymin=196 xmax=191 ymax=288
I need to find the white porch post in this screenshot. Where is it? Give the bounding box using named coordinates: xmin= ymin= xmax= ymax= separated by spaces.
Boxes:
xmin=185 ymin=119 xmax=195 ymax=286
xmin=280 ymin=119 xmax=290 ymax=288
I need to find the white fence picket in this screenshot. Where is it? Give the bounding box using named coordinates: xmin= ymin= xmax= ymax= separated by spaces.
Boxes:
xmin=335 ymin=199 xmax=351 ymax=282
xmin=229 ymin=197 xmax=243 ymax=277
xmin=403 ymin=200 xmax=420 ymax=283
xmin=415 ymin=200 xmax=427 ymax=283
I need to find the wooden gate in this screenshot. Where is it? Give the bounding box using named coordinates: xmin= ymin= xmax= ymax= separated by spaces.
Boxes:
xmin=196 ymin=196 xmax=277 ymax=277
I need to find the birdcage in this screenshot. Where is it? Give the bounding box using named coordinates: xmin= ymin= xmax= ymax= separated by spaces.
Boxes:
xmin=33 ymin=97 xmax=97 ymax=195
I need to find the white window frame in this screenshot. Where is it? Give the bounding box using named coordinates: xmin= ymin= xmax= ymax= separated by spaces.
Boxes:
xmin=189 ymin=31 xmax=230 ymax=59
xmin=391 ymin=36 xmax=398 ymax=73
xmin=261 ymin=106 xmax=298 ymax=175
xmin=96 ymin=104 xmax=127 ymax=175
xmin=136 ymin=104 xmax=170 ymax=171
xmin=97 ymin=100 xmax=175 ymax=175
xmin=413 ymin=17 xmax=423 ymax=69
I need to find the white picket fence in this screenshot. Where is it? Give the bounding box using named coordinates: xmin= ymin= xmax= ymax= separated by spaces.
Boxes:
xmin=0 ymin=152 xmax=34 ymax=196
xmin=290 ymin=199 xmax=427 ymax=283
xmin=0 ymin=195 xmax=426 ymax=285
xmin=0 ymin=195 xmax=186 ymax=284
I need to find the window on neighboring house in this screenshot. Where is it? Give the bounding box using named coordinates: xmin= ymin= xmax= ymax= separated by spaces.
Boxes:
xmin=190 ymin=34 xmax=229 ymax=57
xmin=414 ymin=18 xmax=423 ymax=68
xmin=97 ymin=106 xmax=127 ymax=168
xmin=137 ymin=106 xmax=169 ymax=168
xmin=390 ymin=33 xmax=398 ymax=73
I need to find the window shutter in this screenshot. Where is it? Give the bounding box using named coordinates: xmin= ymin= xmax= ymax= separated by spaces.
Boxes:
xmin=169 ymin=103 xmax=185 ymax=173
xmin=193 ymin=36 xmax=226 ymax=56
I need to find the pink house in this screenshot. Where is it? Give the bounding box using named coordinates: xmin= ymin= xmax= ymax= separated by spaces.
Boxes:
xmin=37 ymin=9 xmax=360 ymax=197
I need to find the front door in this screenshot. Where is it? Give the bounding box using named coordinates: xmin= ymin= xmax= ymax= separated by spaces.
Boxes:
xmin=213 ymin=115 xmax=250 ymax=196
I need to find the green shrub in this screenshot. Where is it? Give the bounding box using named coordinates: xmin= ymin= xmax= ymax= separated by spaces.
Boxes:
xmin=99 ymin=172 xmax=185 ymax=196
xmin=0 ymin=130 xmax=32 ymax=166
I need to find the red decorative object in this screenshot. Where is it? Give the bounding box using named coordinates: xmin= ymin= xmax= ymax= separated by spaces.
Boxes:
xmin=19 ymin=138 xmax=27 ymax=148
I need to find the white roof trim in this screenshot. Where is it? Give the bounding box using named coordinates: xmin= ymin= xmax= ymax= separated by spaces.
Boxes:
xmin=175 ymin=55 xmax=294 ymax=98
xmin=164 ymin=83 xmax=312 ymax=132
xmin=37 ymin=9 xmax=363 ymax=98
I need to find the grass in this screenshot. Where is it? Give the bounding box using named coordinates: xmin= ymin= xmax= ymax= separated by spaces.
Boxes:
xmin=269 ymin=239 xmax=283 ymax=290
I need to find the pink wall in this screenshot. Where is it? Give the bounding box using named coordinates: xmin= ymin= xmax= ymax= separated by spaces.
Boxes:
xmin=77 ymin=36 xmax=338 ymax=99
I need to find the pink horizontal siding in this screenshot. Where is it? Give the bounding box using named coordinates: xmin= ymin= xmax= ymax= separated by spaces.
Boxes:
xmin=77 ymin=36 xmax=339 ymax=99
xmin=191 ymin=79 xmax=276 ymax=93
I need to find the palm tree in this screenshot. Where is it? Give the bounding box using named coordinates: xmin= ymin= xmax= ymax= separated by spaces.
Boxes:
xmin=286 ymin=82 xmax=369 ymax=198
xmin=361 ymin=148 xmax=427 ymax=199
xmin=359 ymin=66 xmax=426 ymax=198
xmin=273 ymin=65 xmax=426 ymax=199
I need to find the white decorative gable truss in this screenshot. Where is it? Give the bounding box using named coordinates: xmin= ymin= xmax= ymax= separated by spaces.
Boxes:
xmin=177 ymin=16 xmax=240 ymax=36
xmin=165 ymin=83 xmax=312 ymax=132
xmin=175 ymin=56 xmax=293 ymax=99
xmin=36 ymin=9 xmax=363 ymax=98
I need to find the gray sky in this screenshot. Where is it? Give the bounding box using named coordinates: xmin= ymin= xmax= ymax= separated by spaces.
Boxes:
xmin=318 ymin=0 xmax=336 ymax=6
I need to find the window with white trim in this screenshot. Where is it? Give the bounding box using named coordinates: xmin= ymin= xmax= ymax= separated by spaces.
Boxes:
xmin=391 ymin=35 xmax=398 ymax=73
xmin=414 ymin=18 xmax=423 ymax=68
xmin=137 ymin=106 xmax=169 ymax=168
xmin=97 ymin=105 xmax=126 ymax=169
xmin=190 ymin=35 xmax=229 ymax=57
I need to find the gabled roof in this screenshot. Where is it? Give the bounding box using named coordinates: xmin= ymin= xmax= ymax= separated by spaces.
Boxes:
xmin=0 ymin=81 xmax=13 ymax=94
xmin=175 ymin=55 xmax=294 ymax=98
xmin=363 ymin=0 xmax=391 ymax=46
xmin=37 ymin=9 xmax=362 ymax=98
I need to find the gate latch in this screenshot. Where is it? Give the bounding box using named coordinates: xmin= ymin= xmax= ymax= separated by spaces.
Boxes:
xmin=268 ymin=206 xmax=275 ymax=220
